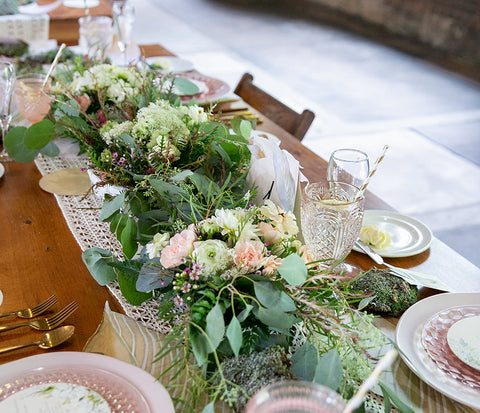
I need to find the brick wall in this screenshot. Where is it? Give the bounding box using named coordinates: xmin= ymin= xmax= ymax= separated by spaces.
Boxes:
xmin=306 ymin=0 xmax=480 ymax=76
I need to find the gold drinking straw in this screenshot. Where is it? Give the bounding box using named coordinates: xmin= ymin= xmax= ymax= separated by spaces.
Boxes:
xmin=354 ymin=145 xmax=389 ymax=201
xmin=43 ymin=43 xmax=67 ymax=89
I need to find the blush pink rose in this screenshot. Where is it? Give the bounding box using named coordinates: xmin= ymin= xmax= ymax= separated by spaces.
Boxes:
xmin=261 ymin=255 xmax=283 ymax=276
xmin=257 ymin=222 xmax=282 ymax=243
xmin=160 ymin=227 xmax=197 ymax=268
xmin=76 ymin=94 xmax=91 ymax=112
xmin=299 ymin=245 xmax=313 ymax=264
xmin=234 ymin=240 xmax=264 ymax=269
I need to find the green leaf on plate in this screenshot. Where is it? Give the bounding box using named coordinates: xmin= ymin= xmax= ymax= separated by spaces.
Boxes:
xmin=173 ymin=77 xmax=199 ymax=96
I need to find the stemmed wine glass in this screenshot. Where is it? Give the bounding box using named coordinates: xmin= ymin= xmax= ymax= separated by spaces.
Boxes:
xmin=327 ymin=148 xmax=369 ymax=189
xmin=112 ymin=1 xmax=135 ymax=66
xmin=0 ymin=61 xmax=16 ymax=162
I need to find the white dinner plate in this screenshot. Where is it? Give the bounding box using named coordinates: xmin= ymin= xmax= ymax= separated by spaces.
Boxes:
xmin=353 ymin=210 xmax=432 ymax=257
xmin=145 ymin=56 xmax=194 ymax=73
xmin=396 ymin=293 xmax=480 ymax=409
xmin=0 ymin=163 xmax=4 ymax=179
xmin=0 ymin=352 xmax=174 ymax=413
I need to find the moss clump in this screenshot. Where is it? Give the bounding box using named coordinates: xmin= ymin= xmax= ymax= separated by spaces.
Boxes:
xmin=351 ymin=267 xmax=418 ymax=317
xmin=220 ymin=345 xmax=295 ymax=412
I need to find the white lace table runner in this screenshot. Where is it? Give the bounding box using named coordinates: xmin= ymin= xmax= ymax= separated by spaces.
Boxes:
xmin=35 ymin=155 xmax=172 ymax=334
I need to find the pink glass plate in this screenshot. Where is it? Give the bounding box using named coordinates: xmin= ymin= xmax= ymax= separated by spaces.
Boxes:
xmin=178 ymin=71 xmax=230 ymax=104
xmin=0 ymin=352 xmax=174 ymax=413
xmin=0 ymin=365 xmax=148 ymax=411
xmin=422 ymin=305 xmax=480 ymax=390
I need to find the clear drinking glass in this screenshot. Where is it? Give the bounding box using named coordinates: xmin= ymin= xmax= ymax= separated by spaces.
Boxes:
xmin=79 ymin=16 xmax=113 ymax=60
xmin=327 ymin=149 xmax=369 ymax=190
xmin=14 ymin=74 xmax=52 ymax=124
xmin=0 ymin=61 xmax=16 ymax=162
xmin=301 ymin=182 xmax=365 ymax=271
xmin=112 ymin=1 xmax=135 ymax=66
xmin=245 ymin=381 xmax=346 ymax=413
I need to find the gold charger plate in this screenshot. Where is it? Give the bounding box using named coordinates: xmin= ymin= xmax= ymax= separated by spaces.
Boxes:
xmin=39 ymin=168 xmax=91 ymax=196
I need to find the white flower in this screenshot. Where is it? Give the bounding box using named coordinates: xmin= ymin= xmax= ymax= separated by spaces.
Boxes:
xmin=146 ymin=233 xmax=170 ymax=259
xmin=187 ymin=105 xmax=208 ymax=123
xmin=193 ymin=239 xmax=233 ymax=276
xmin=213 ymin=208 xmax=241 ymax=235
xmin=259 ymin=200 xmax=298 ymax=237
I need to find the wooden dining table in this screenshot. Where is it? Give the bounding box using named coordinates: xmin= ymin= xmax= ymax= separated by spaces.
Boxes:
xmin=1 ymin=43 xmax=479 ymax=404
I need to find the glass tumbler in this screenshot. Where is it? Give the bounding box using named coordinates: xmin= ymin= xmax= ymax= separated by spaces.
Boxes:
xmin=14 ymin=74 xmax=52 ymax=124
xmin=245 ymin=381 xmax=346 ymax=413
xmin=301 ymin=182 xmax=365 ymax=267
xmin=79 ymin=16 xmax=113 ymax=60
xmin=327 ymin=149 xmax=369 ymax=190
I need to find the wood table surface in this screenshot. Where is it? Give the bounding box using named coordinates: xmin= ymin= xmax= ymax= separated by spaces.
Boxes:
xmin=0 ymin=44 xmax=479 ymax=366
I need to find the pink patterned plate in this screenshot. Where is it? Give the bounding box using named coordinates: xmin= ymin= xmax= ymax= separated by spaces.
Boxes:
xmin=0 ymin=352 xmax=174 ymax=413
xmin=178 ymin=71 xmax=230 ymax=104
xmin=422 ymin=305 xmax=480 ymax=389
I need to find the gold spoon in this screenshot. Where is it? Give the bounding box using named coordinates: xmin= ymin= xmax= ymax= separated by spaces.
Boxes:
xmin=0 ymin=325 xmax=75 ymax=355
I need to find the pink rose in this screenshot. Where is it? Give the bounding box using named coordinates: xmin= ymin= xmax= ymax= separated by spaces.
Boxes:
xmin=160 ymin=228 xmax=197 ymax=268
xmin=261 ymin=255 xmax=283 ymax=276
xmin=234 ymin=240 xmax=264 ymax=269
xmin=76 ymin=94 xmax=91 ymax=112
xmin=257 ymin=222 xmax=282 ymax=244
xmin=299 ymin=245 xmax=313 ymax=264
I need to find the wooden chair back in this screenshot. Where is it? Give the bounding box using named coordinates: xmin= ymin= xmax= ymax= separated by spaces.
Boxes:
xmin=234 ymin=73 xmax=315 ymax=141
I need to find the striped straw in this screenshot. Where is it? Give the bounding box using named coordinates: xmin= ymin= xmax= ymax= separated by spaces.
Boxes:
xmin=354 ymin=145 xmax=389 ymax=201
xmin=43 ymin=43 xmax=66 ymax=89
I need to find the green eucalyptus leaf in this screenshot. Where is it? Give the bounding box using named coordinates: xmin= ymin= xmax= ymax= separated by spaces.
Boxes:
xmin=189 ymin=173 xmax=220 ymax=198
xmin=231 ymin=118 xmax=252 ymax=139
xmin=189 ymin=326 xmax=209 ymax=367
xmin=205 ymin=303 xmax=225 ymax=352
xmin=60 ymin=99 xmax=80 ymax=117
xmin=39 ymin=140 xmax=60 ymax=157
xmin=253 ymin=304 xmax=296 ymax=331
xmin=24 ymin=119 xmax=55 ymax=150
xmin=226 ymin=316 xmax=242 ymax=358
xmin=149 ymin=178 xmax=189 ymax=200
xmin=291 ymin=342 xmax=318 ymax=381
xmin=120 ymin=217 xmax=138 ymax=259
xmin=81 ymin=247 xmax=117 ymax=286
xmin=171 ymin=170 xmax=193 ymax=182
xmin=201 ymin=401 xmax=215 ymax=413
xmin=237 ymin=304 xmax=253 ymax=322
xmin=114 ymin=133 xmax=137 ymax=150
xmin=117 ymin=269 xmax=153 ymax=305
xmin=99 ymin=193 xmax=126 ymax=221
xmin=173 ymin=77 xmax=199 ymax=95
xmin=254 ymin=281 xmax=296 ymax=312
xmin=278 ymin=254 xmax=307 ymax=286
xmin=314 ymin=349 xmax=343 ymax=391
xmin=3 ymin=126 xmax=39 ymax=163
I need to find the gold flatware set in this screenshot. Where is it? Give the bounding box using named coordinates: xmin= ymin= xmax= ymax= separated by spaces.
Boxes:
xmin=212 ymin=103 xmax=263 ymax=124
xmin=0 ymin=295 xmax=77 ymax=354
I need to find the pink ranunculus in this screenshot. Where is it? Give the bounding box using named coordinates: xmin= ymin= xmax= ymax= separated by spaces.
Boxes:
xmin=257 ymin=222 xmax=282 ymax=243
xmin=261 ymin=255 xmax=283 ymax=276
xmin=234 ymin=240 xmax=264 ymax=269
xmin=76 ymin=94 xmax=91 ymax=112
xmin=160 ymin=228 xmax=197 ymax=268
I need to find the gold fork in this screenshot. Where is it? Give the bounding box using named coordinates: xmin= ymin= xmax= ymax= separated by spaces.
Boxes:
xmin=0 ymin=295 xmax=57 ymax=319
xmin=0 ymin=301 xmax=78 ymax=333
xmin=0 ymin=326 xmax=75 ymax=354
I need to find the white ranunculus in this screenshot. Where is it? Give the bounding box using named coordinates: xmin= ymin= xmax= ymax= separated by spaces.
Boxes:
xmin=193 ymin=239 xmax=233 ymax=276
